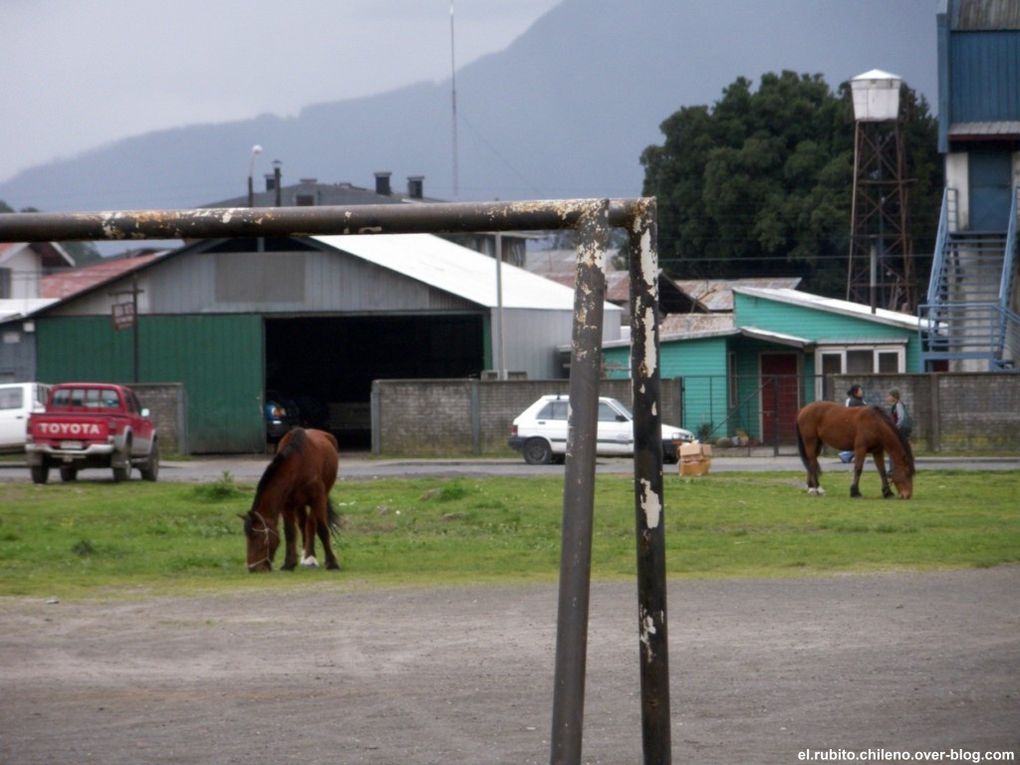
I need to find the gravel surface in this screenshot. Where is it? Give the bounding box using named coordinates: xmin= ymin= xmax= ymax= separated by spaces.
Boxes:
xmin=1 ymin=568 xmax=1017 ymax=764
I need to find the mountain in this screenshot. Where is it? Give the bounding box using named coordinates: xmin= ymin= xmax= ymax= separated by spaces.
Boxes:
xmin=0 ymin=0 xmax=937 ymax=214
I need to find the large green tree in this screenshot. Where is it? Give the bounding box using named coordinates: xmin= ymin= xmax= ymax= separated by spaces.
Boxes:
xmin=641 ymin=71 xmax=941 ymax=298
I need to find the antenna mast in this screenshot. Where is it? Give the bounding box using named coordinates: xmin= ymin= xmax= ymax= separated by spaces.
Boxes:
xmin=450 ymin=1 xmax=460 ymax=199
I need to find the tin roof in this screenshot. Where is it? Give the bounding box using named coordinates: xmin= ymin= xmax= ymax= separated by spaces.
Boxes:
xmin=948 ymin=120 xmax=1020 ymax=138
xmin=951 ymin=0 xmax=1020 ymax=30
xmin=0 ymin=298 xmax=58 ymax=322
xmin=672 ymin=277 xmax=802 ymax=312
xmin=659 ymin=312 xmax=736 ymax=338
xmin=733 ymin=287 xmax=925 ymax=330
xmin=313 ymin=233 xmax=620 ymax=312
xmin=40 ymin=253 xmax=164 ymax=299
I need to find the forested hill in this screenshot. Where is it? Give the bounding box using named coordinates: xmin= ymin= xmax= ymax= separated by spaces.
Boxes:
xmin=0 ymin=0 xmax=935 ymax=213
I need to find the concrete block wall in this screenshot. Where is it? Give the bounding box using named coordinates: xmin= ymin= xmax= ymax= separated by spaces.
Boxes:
xmin=129 ymin=383 xmax=187 ymax=455
xmin=372 ymin=378 xmax=682 ymax=456
xmin=833 ymin=373 xmax=1020 ymax=452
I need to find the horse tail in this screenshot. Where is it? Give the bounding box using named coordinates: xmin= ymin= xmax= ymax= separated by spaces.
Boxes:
xmin=795 ymin=417 xmax=819 ymax=475
xmin=796 ymin=419 xmax=807 ymax=468
xmin=326 ymin=496 xmax=342 ymax=537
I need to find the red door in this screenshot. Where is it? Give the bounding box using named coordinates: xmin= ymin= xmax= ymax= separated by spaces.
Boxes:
xmin=760 ymin=353 xmax=799 ymax=445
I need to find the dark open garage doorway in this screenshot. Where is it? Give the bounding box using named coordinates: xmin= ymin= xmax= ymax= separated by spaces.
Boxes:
xmin=264 ymin=314 xmax=485 ymax=448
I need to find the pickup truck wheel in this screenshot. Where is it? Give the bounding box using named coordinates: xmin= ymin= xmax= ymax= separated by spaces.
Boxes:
xmin=113 ymin=437 xmax=132 ymax=482
xmin=522 ymin=438 xmax=553 ymax=465
xmin=30 ymin=465 xmax=49 ymax=485
xmin=140 ymin=440 xmax=160 ymax=481
xmin=59 ymin=467 xmax=78 ymax=482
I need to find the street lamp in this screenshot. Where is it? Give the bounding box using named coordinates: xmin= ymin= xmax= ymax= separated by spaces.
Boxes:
xmin=247 ymin=144 xmax=263 ymax=207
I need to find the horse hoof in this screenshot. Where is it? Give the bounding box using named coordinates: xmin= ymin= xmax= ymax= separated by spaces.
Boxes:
xmin=301 ymin=556 xmax=319 ymax=568
xmin=326 ymin=561 xmax=341 ymax=571
xmin=816 ymin=487 xmax=826 ymax=496
xmin=807 ymin=487 xmax=818 ymax=496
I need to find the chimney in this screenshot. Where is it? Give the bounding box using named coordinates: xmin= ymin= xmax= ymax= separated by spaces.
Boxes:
xmin=407 ymin=175 xmax=424 ymax=199
xmin=374 ymin=171 xmax=392 ymax=196
xmin=272 ymin=161 xmax=282 ymax=206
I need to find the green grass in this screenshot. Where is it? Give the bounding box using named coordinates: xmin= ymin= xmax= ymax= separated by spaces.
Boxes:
xmin=0 ymin=469 xmax=1017 ymax=599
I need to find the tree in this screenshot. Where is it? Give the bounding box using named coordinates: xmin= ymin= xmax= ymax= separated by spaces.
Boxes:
xmin=640 ymin=71 xmax=940 ymax=298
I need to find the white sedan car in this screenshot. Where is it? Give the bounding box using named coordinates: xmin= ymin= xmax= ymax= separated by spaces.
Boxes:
xmin=508 ymin=394 xmax=694 ymax=465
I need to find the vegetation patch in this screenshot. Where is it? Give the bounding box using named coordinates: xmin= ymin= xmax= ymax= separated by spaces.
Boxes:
xmin=0 ymin=470 xmax=1016 ymax=599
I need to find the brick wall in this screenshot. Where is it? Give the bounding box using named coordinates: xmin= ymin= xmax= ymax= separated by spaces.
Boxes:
xmin=372 ymin=379 xmax=683 ymax=456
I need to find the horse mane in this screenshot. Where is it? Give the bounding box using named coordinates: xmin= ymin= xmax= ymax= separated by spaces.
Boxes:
xmin=870 ymin=406 xmax=915 ymax=476
xmin=244 ymin=428 xmax=308 ymax=536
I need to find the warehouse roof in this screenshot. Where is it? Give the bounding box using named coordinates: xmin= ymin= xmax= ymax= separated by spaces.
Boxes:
xmin=315 ymin=233 xmax=621 ymax=312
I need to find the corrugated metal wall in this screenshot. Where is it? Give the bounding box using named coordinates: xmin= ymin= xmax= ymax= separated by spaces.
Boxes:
xmin=949 ymin=31 xmax=1020 ymax=122
xmin=36 ymin=314 xmax=264 ymax=453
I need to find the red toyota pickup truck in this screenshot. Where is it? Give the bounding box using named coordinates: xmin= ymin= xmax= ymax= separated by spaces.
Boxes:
xmin=25 ymin=383 xmax=160 ymax=484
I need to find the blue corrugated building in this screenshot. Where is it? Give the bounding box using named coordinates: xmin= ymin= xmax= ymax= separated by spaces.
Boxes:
xmin=923 ymin=0 xmax=1020 ymax=370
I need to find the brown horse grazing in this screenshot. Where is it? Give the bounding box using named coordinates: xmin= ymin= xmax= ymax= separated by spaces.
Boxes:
xmin=796 ymin=401 xmax=914 ymax=499
xmin=242 ymin=427 xmax=341 ymax=572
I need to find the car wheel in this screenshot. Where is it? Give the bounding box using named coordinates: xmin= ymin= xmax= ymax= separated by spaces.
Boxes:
xmin=59 ymin=467 xmax=78 ymax=482
xmin=523 ymin=438 xmax=553 ymax=465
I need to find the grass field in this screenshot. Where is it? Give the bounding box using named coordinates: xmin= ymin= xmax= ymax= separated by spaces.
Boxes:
xmin=0 ymin=469 xmax=1017 ymax=599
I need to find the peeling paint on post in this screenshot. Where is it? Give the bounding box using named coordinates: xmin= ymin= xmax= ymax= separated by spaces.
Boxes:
xmin=549 ymin=199 xmax=609 ymax=765
xmin=629 ymin=198 xmax=672 ymax=764
xmin=0 ymin=199 xmax=649 ymax=242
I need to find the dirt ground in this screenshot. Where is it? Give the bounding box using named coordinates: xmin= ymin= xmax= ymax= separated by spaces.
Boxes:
xmin=1 ymin=568 xmax=1018 ymax=764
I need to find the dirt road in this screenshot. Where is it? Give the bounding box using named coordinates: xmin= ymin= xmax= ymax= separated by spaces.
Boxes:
xmin=1 ymin=568 xmax=1017 ymax=764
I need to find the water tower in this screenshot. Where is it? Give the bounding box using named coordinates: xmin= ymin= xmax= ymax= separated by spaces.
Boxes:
xmin=845 ymin=69 xmax=915 ymax=312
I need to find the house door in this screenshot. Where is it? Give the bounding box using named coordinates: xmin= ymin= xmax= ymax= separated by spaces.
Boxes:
xmin=761 ymin=353 xmax=799 ymax=445
xmin=969 ymin=149 xmax=1012 ymax=231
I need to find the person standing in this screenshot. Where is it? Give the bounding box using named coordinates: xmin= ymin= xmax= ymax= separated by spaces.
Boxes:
xmin=839 ymin=384 xmax=866 ymax=462
xmin=845 ymin=384 xmax=866 ymax=408
xmin=887 ymin=388 xmax=910 ymax=437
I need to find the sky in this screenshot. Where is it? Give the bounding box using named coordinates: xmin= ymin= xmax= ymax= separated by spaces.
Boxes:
xmin=0 ymin=0 xmax=560 ymax=183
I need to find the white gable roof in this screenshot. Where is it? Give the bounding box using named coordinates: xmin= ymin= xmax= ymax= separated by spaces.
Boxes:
xmin=0 ymin=298 xmax=58 ymax=322
xmin=313 ymin=233 xmax=620 ymax=312
xmin=733 ymin=287 xmax=924 ymax=330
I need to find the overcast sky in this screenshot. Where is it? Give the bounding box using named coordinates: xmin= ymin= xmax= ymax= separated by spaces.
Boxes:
xmin=0 ymin=0 xmax=559 ymax=183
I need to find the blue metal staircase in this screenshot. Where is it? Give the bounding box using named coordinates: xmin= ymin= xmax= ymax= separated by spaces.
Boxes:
xmin=919 ymin=187 xmax=1020 ymax=371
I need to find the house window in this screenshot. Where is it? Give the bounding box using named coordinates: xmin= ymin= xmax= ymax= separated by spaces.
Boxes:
xmin=814 ymin=344 xmax=906 ymax=400
xmin=0 ymin=268 xmax=11 ymax=298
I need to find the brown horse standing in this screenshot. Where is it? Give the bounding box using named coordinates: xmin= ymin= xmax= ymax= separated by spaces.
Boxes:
xmin=242 ymin=427 xmax=341 ymax=572
xmin=796 ymin=401 xmax=914 ymax=499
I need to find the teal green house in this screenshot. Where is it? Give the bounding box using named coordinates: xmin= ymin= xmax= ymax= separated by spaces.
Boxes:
xmin=603 ymin=287 xmax=927 ymax=445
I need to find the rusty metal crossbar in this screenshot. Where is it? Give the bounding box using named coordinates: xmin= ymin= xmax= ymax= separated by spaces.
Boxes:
xmin=0 ymin=198 xmax=671 ymax=764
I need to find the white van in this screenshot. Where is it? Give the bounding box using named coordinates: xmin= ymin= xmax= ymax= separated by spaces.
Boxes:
xmin=0 ymin=383 xmax=50 ymax=452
